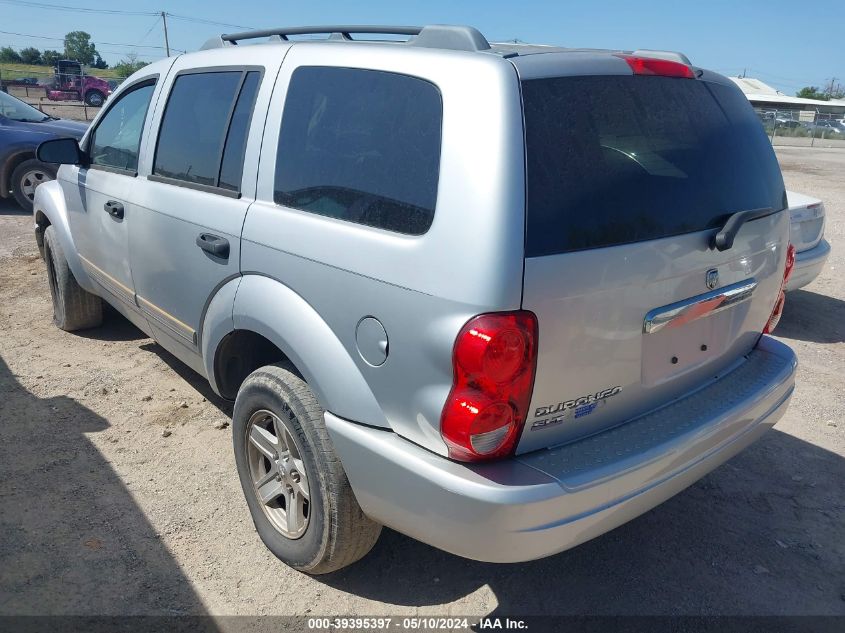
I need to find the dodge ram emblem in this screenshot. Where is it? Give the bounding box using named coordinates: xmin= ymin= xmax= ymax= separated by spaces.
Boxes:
xmin=705 ymin=268 xmax=719 ymax=290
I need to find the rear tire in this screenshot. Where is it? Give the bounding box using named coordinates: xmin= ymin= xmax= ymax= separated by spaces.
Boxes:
xmin=43 ymin=226 xmax=102 ymax=331
xmin=11 ymin=159 xmax=56 ymax=212
xmin=233 ymin=363 xmax=381 ymax=574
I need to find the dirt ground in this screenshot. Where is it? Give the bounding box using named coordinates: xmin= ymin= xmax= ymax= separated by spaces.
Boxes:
xmin=0 ymin=147 xmax=842 ymax=618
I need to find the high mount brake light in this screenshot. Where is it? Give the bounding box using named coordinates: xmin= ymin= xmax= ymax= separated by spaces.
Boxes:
xmin=441 ymin=311 xmax=538 ymax=462
xmin=615 ymin=54 xmax=696 ymax=79
xmin=764 ymin=243 xmax=796 ymax=334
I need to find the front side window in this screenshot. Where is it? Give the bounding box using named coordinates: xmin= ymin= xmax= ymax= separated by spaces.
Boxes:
xmin=274 ymin=67 xmax=442 ymax=235
xmin=89 ymin=81 xmax=155 ymax=172
xmin=153 ymin=69 xmax=261 ymax=191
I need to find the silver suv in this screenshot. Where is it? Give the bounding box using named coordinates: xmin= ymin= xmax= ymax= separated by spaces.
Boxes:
xmin=33 ymin=25 xmax=798 ymax=573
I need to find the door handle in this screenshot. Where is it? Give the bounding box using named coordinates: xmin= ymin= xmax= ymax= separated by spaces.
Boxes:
xmin=104 ymin=200 xmax=124 ymax=219
xmin=196 ymin=233 xmax=230 ymax=259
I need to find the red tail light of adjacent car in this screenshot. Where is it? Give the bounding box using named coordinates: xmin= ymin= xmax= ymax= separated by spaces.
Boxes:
xmin=764 ymin=243 xmax=796 ymax=334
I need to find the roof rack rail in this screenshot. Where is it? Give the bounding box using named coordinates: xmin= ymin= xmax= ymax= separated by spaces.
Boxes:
xmin=200 ymin=24 xmax=490 ymax=53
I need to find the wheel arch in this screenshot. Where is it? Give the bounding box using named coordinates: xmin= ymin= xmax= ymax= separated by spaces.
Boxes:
xmin=1 ymin=149 xmax=36 ymax=198
xmin=32 ymin=179 xmax=95 ymax=292
xmin=202 ymin=274 xmax=389 ymax=428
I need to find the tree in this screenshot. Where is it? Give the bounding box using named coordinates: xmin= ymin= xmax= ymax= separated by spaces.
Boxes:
xmin=0 ymin=46 xmax=21 ymax=63
xmin=41 ymin=50 xmax=62 ymax=67
xmin=63 ymin=31 xmax=98 ymax=65
xmin=796 ymin=86 xmax=829 ymax=101
xmin=19 ymin=47 xmax=42 ymax=65
xmin=113 ymin=53 xmax=148 ymax=78
xmin=92 ymin=53 xmax=108 ymax=69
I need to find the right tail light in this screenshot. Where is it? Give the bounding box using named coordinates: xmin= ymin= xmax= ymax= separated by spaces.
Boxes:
xmin=764 ymin=243 xmax=796 ymax=334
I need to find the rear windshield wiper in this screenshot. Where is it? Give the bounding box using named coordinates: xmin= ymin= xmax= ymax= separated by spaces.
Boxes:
xmin=711 ymin=207 xmax=776 ymax=251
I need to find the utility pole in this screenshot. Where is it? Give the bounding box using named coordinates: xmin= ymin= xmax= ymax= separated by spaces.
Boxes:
xmin=825 ymin=77 xmax=838 ymax=99
xmin=161 ymin=11 xmax=171 ymax=57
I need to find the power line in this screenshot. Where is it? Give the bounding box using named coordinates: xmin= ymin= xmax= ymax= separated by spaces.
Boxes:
xmin=1 ymin=0 xmax=253 ymax=30
xmin=136 ymin=16 xmax=163 ymax=47
xmin=0 ymin=44 xmax=165 ymax=59
xmin=1 ymin=0 xmax=252 ymax=52
xmin=164 ymin=13 xmax=254 ymax=30
xmin=0 ymin=0 xmax=157 ymax=16
xmin=0 ymin=29 xmax=184 ymax=52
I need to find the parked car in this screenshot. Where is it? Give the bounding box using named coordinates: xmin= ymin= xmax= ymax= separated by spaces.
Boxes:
xmin=786 ymin=191 xmax=831 ymax=291
xmin=804 ymin=120 xmax=845 ymax=136
xmin=33 ymin=25 xmax=798 ymax=573
xmin=0 ymin=90 xmax=87 ymax=210
xmin=775 ymin=117 xmax=801 ymax=129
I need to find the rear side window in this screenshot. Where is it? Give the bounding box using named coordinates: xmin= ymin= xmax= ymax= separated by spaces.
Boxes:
xmin=153 ymin=69 xmax=261 ymax=192
xmin=219 ymin=71 xmax=261 ymax=191
xmin=522 ymin=76 xmax=786 ymax=256
xmin=274 ymin=67 xmax=442 ymax=235
xmin=89 ymin=81 xmax=155 ymax=173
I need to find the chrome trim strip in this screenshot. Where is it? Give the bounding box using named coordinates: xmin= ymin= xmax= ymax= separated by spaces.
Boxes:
xmin=137 ymin=295 xmax=197 ymax=345
xmin=643 ymin=279 xmax=758 ymax=334
xmin=78 ymin=254 xmax=135 ymax=307
xmin=79 ymin=255 xmax=196 ymax=345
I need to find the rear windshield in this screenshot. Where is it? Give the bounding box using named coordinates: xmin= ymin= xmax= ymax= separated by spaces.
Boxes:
xmin=522 ymin=76 xmax=786 ymax=257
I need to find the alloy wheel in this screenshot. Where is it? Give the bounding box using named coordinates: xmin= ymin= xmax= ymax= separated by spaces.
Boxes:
xmin=245 ymin=409 xmax=311 ymax=539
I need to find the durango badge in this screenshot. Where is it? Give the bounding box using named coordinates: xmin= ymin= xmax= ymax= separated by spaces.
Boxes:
xmin=531 ymin=386 xmax=622 ymax=430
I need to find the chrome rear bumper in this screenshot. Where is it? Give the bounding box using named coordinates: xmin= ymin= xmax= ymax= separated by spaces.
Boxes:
xmin=327 ymin=336 xmax=797 ymax=563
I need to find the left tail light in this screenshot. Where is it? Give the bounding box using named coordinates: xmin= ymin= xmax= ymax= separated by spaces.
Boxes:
xmin=440 ymin=311 xmax=538 ymax=461
xmin=764 ymin=243 xmax=796 ymax=334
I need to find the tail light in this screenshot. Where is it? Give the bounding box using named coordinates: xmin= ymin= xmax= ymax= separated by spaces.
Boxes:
xmin=441 ymin=311 xmax=538 ymax=461
xmin=615 ymin=54 xmax=695 ymax=78
xmin=764 ymin=243 xmax=796 ymax=334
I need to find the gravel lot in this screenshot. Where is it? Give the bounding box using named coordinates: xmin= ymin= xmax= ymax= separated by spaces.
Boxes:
xmin=0 ymin=147 xmax=842 ymax=618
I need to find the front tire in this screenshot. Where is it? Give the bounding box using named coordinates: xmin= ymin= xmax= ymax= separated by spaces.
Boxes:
xmin=11 ymin=159 xmax=56 ymax=211
xmin=233 ymin=364 xmax=381 ymax=574
xmin=43 ymin=226 xmax=102 ymax=331
xmin=84 ymin=90 xmax=105 ymax=107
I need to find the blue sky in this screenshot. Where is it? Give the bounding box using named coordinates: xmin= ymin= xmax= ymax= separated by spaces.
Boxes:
xmin=1 ymin=0 xmax=843 ymax=95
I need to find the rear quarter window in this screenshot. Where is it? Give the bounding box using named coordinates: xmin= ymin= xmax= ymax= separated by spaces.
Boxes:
xmin=274 ymin=67 xmax=442 ymax=235
xmin=522 ymin=76 xmax=786 ymax=256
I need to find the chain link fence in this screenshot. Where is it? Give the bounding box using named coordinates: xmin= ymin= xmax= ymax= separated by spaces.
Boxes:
xmin=754 ymin=107 xmax=845 ymax=148
xmin=1 ymin=65 xmax=125 ymax=121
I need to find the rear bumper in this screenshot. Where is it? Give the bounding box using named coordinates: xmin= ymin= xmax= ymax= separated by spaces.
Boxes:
xmin=326 ymin=336 xmax=797 ymax=563
xmin=785 ymin=239 xmax=830 ymax=291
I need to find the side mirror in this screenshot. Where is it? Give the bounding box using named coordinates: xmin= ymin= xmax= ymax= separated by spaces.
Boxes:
xmin=36 ymin=137 xmax=84 ymax=165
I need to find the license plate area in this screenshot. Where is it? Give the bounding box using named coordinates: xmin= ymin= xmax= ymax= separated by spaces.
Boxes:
xmin=641 ymin=279 xmax=757 ymax=387
xmin=641 ymin=312 xmax=733 ymax=386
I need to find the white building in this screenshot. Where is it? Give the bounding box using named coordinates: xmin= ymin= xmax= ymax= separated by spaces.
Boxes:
xmin=729 ymin=76 xmax=845 ymax=118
